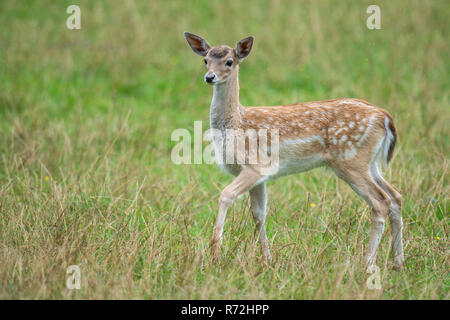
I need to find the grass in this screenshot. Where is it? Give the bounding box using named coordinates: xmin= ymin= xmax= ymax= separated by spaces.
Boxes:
xmin=0 ymin=0 xmax=448 ymax=299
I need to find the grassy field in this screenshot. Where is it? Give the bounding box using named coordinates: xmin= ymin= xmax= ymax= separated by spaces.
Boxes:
xmin=0 ymin=0 xmax=448 ymax=299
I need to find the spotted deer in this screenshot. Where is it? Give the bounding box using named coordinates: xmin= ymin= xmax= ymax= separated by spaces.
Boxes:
xmin=184 ymin=32 xmax=404 ymax=270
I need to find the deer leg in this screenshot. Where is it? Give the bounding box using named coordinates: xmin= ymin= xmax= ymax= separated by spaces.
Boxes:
xmin=333 ymin=166 xmax=391 ymax=269
xmin=211 ymin=168 xmax=263 ymax=260
xmin=370 ymin=163 xmax=404 ymax=270
xmin=249 ymin=182 xmax=271 ymax=262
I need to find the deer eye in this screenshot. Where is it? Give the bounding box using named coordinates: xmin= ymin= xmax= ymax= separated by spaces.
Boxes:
xmin=225 ymin=59 xmax=233 ymax=67
xmin=204 ymin=59 xmax=207 ymax=65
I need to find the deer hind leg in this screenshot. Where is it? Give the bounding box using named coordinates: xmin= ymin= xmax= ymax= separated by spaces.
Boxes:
xmin=370 ymin=163 xmax=404 ymax=270
xmin=249 ymin=182 xmax=271 ymax=262
xmin=332 ymin=165 xmax=391 ymax=268
xmin=211 ymin=168 xmax=263 ymax=261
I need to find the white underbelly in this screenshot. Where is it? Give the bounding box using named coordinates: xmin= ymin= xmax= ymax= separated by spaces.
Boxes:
xmin=269 ymin=154 xmax=325 ymax=179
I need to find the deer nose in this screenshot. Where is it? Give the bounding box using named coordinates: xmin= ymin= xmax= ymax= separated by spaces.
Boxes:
xmin=204 ymin=73 xmax=216 ymax=83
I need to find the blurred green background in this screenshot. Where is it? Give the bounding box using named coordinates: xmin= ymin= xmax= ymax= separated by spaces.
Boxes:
xmin=0 ymin=0 xmax=448 ymax=299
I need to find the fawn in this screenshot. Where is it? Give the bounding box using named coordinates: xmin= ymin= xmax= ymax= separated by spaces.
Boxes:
xmin=184 ymin=32 xmax=404 ymax=270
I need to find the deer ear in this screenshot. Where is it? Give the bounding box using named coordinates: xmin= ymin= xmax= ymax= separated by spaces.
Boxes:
xmin=184 ymin=32 xmax=211 ymax=57
xmin=235 ymin=36 xmax=254 ymax=61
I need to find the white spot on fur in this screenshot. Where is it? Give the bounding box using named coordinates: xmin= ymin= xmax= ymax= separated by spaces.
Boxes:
xmin=344 ymin=146 xmax=357 ymax=160
xmin=357 ymin=114 xmax=376 ymax=146
xmin=335 ymin=128 xmax=345 ymax=136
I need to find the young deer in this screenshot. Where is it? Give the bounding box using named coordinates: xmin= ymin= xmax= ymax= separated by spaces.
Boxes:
xmin=184 ymin=32 xmax=404 ymax=270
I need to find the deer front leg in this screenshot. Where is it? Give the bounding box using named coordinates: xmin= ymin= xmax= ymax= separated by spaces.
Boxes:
xmin=249 ymin=182 xmax=271 ymax=262
xmin=211 ymin=168 xmax=263 ymax=261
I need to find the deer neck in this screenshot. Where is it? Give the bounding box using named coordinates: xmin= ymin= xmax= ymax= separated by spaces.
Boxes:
xmin=210 ymin=69 xmax=241 ymax=130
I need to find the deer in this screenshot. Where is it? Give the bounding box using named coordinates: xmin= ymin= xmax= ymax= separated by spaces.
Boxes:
xmin=184 ymin=32 xmax=404 ymax=270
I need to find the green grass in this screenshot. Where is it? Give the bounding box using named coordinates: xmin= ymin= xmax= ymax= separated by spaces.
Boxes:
xmin=0 ymin=0 xmax=448 ymax=299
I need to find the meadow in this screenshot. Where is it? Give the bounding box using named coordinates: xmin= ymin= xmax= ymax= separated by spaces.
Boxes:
xmin=0 ymin=0 xmax=448 ymax=299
